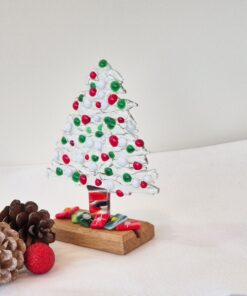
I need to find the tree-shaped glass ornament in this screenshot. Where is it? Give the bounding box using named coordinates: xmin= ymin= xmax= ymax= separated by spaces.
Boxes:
xmin=49 ymin=59 xmax=159 ymax=216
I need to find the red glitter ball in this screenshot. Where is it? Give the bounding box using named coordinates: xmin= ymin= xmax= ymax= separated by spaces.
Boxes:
xmin=62 ymin=154 xmax=70 ymax=164
xmin=109 ymin=135 xmax=119 ymax=147
xmin=70 ymin=140 xmax=75 ymax=146
xmin=96 ymin=101 xmax=101 ymax=108
xmin=116 ymin=190 xmax=124 ymax=197
xmin=80 ymin=174 xmax=87 ymax=185
xmin=25 ymin=243 xmax=55 ymax=275
xmin=85 ymin=154 xmax=90 ymax=160
xmin=81 ymin=115 xmax=91 ymax=125
xmin=89 ymin=88 xmax=97 ymax=97
xmin=135 ymin=139 xmax=144 ymax=147
xmin=140 ymin=181 xmax=148 ymax=188
xmin=117 ymin=117 xmax=125 ymax=123
xmin=72 ymin=101 xmax=79 ymax=110
xmin=101 ymin=153 xmax=109 ymax=161
xmin=133 ymin=161 xmax=143 ymax=170
xmin=108 ymin=94 xmax=118 ymax=105
xmin=90 ymin=71 xmax=97 ymax=79
xmin=95 ymin=179 xmax=102 ymax=186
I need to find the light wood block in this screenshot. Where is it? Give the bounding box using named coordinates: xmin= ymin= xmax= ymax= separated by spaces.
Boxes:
xmin=53 ymin=217 xmax=155 ymax=255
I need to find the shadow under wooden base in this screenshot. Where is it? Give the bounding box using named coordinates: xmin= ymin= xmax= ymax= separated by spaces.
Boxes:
xmin=53 ymin=218 xmax=155 ymax=255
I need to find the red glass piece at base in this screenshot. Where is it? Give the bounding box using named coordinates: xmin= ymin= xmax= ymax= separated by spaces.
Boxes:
xmin=88 ymin=185 xmax=110 ymax=217
xmin=90 ymin=213 xmax=110 ymax=229
xmin=115 ymin=220 xmax=141 ymax=231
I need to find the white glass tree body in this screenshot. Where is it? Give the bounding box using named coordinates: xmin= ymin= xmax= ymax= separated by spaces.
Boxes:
xmin=49 ymin=59 xmax=159 ymax=197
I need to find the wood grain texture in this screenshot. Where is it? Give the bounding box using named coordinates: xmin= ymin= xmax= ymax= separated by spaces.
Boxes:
xmin=53 ymin=217 xmax=155 ymax=255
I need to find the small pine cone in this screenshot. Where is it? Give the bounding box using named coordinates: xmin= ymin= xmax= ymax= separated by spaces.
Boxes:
xmin=0 ymin=222 xmax=26 ymax=284
xmin=0 ymin=200 xmax=55 ymax=247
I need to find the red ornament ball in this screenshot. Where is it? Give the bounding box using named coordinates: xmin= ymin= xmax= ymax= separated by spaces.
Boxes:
xmin=135 ymin=139 xmax=144 ymax=147
xmin=25 ymin=243 xmax=55 ymax=275
xmin=85 ymin=154 xmax=90 ymax=160
xmin=89 ymin=88 xmax=97 ymax=97
xmin=101 ymin=153 xmax=109 ymax=161
xmin=70 ymin=140 xmax=75 ymax=146
xmin=95 ymin=179 xmax=102 ymax=186
xmin=81 ymin=115 xmax=91 ymax=125
xmin=116 ymin=190 xmax=124 ymax=197
xmin=140 ymin=181 xmax=148 ymax=188
xmin=133 ymin=161 xmax=143 ymax=170
xmin=108 ymin=94 xmax=118 ymax=105
xmin=80 ymin=174 xmax=87 ymax=185
xmin=109 ymin=135 xmax=119 ymax=147
xmin=62 ymin=154 xmax=70 ymax=164
xmin=95 ymin=101 xmax=101 ymax=108
xmin=72 ymin=101 xmax=79 ymax=110
xmin=90 ymin=71 xmax=97 ymax=79
xmin=117 ymin=117 xmax=125 ymax=123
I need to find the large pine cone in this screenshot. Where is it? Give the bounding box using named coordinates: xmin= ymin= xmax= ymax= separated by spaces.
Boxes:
xmin=0 ymin=222 xmax=26 ymax=284
xmin=0 ymin=200 xmax=55 ymax=247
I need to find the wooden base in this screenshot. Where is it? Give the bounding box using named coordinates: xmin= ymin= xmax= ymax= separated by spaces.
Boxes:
xmin=53 ymin=217 xmax=155 ymax=255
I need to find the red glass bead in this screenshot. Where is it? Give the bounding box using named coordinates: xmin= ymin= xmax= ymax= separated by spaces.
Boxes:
xmin=109 ymin=135 xmax=119 ymax=147
xmin=108 ymin=94 xmax=118 ymax=105
xmin=117 ymin=117 xmax=125 ymax=123
xmin=96 ymin=101 xmax=101 ymax=108
xmin=62 ymin=154 xmax=70 ymax=164
xmin=140 ymin=181 xmax=148 ymax=188
xmin=72 ymin=101 xmax=79 ymax=110
xmin=95 ymin=179 xmax=102 ymax=186
xmin=70 ymin=140 xmax=75 ymax=146
xmin=101 ymin=153 xmax=109 ymax=161
xmin=89 ymin=88 xmax=97 ymax=97
xmin=133 ymin=161 xmax=143 ymax=170
xmin=90 ymin=71 xmax=97 ymax=79
xmin=80 ymin=174 xmax=87 ymax=185
xmin=135 ymin=139 xmax=144 ymax=147
xmin=85 ymin=154 xmax=90 ymax=160
xmin=81 ymin=115 xmax=91 ymax=125
xmin=116 ymin=190 xmax=124 ymax=197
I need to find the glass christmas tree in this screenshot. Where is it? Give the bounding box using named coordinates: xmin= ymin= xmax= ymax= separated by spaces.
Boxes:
xmin=49 ymin=59 xmax=159 ymax=215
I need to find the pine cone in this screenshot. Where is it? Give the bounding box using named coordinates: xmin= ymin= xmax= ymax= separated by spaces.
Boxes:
xmin=0 ymin=222 xmax=26 ymax=284
xmin=0 ymin=200 xmax=55 ymax=247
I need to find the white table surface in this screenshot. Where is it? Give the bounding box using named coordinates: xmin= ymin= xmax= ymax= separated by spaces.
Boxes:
xmin=1 ymin=141 xmax=247 ymax=296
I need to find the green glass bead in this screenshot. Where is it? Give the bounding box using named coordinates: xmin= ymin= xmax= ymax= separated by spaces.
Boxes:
xmin=90 ymin=82 xmax=96 ymax=89
xmin=123 ymin=173 xmax=132 ymax=183
xmin=104 ymin=116 xmax=110 ymax=124
xmin=104 ymin=116 xmax=116 ymax=130
xmin=99 ymin=59 xmax=108 ymax=68
xmin=108 ymin=122 xmax=116 ymax=130
xmin=91 ymin=155 xmax=99 ymax=162
xmin=86 ymin=127 xmax=92 ymax=134
xmin=95 ymin=131 xmax=103 ymax=138
xmin=117 ymin=99 xmax=126 ymax=110
xmin=74 ymin=117 xmax=81 ymax=126
xmin=97 ymin=124 xmax=103 ymax=131
xmin=56 ymin=167 xmax=63 ymax=176
xmin=61 ymin=137 xmax=67 ymax=145
xmin=78 ymin=94 xmax=84 ymax=102
xmin=109 ymin=151 xmax=115 ymax=159
xmin=78 ymin=134 xmax=86 ymax=143
xmin=126 ymin=145 xmax=135 ymax=153
xmin=72 ymin=172 xmax=80 ymax=182
xmin=110 ymin=81 xmax=121 ymax=92
xmin=104 ymin=167 xmax=113 ymax=176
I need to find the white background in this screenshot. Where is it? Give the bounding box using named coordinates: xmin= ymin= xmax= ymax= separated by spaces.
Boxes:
xmin=0 ymin=0 xmax=247 ymax=166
